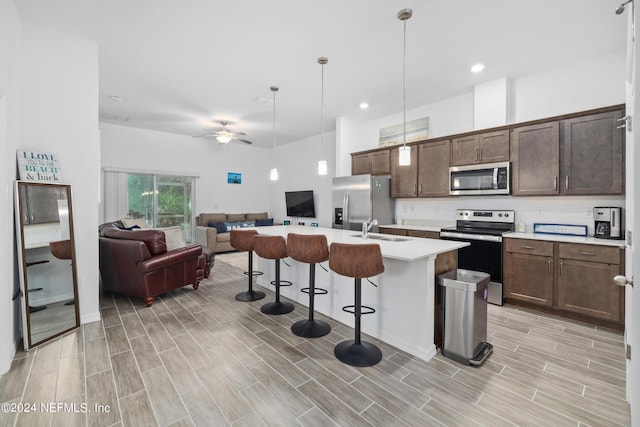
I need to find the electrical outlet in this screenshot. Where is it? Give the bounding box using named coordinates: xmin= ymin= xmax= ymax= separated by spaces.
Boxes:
xmin=536 ymin=208 xmax=544 ymax=217
xmin=586 ymin=209 xmax=593 ymax=217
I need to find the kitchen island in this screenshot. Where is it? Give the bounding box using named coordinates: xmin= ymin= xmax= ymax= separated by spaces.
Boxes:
xmin=253 ymin=225 xmax=468 ymax=362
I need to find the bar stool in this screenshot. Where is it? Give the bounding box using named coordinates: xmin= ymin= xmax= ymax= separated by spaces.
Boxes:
xmin=329 ymin=242 xmax=385 ymax=367
xmin=253 ymin=235 xmax=294 ymax=315
xmin=287 ymin=233 xmax=331 ymax=338
xmin=230 ymin=229 xmax=265 ymax=302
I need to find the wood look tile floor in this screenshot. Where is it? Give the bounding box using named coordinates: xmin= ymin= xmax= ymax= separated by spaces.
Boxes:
xmin=0 ymin=259 xmax=631 ymax=426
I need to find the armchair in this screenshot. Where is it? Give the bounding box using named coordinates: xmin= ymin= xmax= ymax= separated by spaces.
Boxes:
xmin=99 ymin=228 xmax=204 ymax=307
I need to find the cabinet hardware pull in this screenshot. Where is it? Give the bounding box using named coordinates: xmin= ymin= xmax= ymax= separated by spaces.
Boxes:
xmin=476 ymin=147 xmax=479 ymax=161
xmin=413 ymin=184 xmax=417 ymax=194
xmin=579 ymin=251 xmax=596 ymax=256
xmin=560 ymin=261 xmax=564 ymax=276
xmin=521 ymin=245 xmax=535 ymax=249
xmin=547 ymin=259 xmax=551 ymax=275
xmin=565 ymin=175 xmax=569 ymax=191
xmin=553 ymin=176 xmax=558 ymax=191
xmin=419 ymin=184 xmax=422 ymax=194
xmin=479 ymin=147 xmax=483 ymax=160
xmin=617 ymin=115 xmax=632 ymax=131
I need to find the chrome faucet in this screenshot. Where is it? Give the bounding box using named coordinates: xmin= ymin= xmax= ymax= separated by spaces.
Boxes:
xmin=362 ymin=219 xmax=378 ymax=239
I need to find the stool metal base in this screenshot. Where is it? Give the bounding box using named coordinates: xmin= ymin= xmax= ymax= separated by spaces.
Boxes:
xmin=291 ymin=319 xmax=331 ymax=338
xmin=334 ymin=340 xmax=382 ymax=367
xmin=235 ymin=290 xmax=265 ymax=302
xmin=261 ymin=301 xmax=294 ymax=315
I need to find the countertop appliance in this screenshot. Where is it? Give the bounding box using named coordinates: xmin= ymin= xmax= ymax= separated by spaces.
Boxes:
xmin=449 ymin=161 xmax=510 ymax=196
xmin=332 ymin=175 xmax=395 ymax=232
xmin=594 ymin=207 xmax=622 ymax=239
xmin=440 ymin=209 xmax=516 ymax=305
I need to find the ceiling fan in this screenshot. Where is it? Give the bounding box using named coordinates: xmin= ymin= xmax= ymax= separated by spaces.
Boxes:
xmin=193 ymin=121 xmax=253 ymax=144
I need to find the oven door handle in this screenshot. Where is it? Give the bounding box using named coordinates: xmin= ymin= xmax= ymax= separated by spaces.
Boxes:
xmin=440 ymin=231 xmax=503 ymax=243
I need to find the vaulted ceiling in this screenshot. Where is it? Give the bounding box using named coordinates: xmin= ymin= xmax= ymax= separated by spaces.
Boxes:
xmin=16 ymin=0 xmax=627 ymax=147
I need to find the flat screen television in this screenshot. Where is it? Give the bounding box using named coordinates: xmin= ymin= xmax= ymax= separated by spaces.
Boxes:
xmin=285 ymin=190 xmax=316 ymax=218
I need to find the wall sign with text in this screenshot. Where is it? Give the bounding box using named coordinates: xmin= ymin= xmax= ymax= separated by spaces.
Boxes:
xmin=17 ymin=150 xmax=62 ymax=182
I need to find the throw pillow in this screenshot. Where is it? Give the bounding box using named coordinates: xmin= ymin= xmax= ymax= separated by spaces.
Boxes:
xmin=121 ymin=217 xmax=148 ymax=229
xmin=255 ymin=218 xmax=274 ymax=227
xmin=207 ymin=221 xmax=228 ymax=234
xmin=156 ymin=226 xmax=186 ymax=251
xmin=224 ymin=221 xmax=256 ymax=230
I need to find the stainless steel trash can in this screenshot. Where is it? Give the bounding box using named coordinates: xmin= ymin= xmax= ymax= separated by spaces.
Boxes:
xmin=438 ymin=269 xmax=493 ymax=366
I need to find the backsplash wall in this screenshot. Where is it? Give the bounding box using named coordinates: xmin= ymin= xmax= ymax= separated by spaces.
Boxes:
xmin=396 ymin=195 xmax=625 ymax=236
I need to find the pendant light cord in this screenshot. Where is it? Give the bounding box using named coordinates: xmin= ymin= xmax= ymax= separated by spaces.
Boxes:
xmin=321 ymin=61 xmax=325 ymax=157
xmin=402 ymin=17 xmax=407 ymax=147
xmin=271 ymin=86 xmax=278 ymax=166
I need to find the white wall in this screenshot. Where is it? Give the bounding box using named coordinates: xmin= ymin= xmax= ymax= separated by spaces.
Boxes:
xmin=267 ymin=132 xmax=336 ymax=227
xmin=100 ymin=123 xmax=271 ymax=218
xmin=0 ymin=0 xmax=21 ymax=375
xmin=513 ymin=50 xmax=625 ymax=122
xmin=20 ymin=23 xmax=100 ymax=326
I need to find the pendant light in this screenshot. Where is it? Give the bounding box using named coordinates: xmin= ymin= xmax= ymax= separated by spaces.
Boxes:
xmin=270 ymin=86 xmax=279 ymax=181
xmin=397 ymin=8 xmax=413 ymax=166
xmin=317 ymin=57 xmax=328 ymax=176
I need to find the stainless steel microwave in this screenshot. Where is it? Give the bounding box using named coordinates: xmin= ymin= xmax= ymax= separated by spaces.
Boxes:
xmin=449 ymin=161 xmax=510 ymax=196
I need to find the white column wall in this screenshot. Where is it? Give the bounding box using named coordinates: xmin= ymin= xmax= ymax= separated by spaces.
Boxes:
xmin=0 ymin=0 xmax=21 ymax=374
xmin=20 ymin=23 xmax=101 ymax=325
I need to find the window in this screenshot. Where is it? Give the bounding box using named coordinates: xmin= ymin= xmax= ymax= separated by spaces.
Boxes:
xmin=103 ymin=169 xmax=197 ymax=243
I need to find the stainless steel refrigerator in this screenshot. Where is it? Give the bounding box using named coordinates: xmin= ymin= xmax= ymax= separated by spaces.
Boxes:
xmin=332 ymin=175 xmax=395 ymax=232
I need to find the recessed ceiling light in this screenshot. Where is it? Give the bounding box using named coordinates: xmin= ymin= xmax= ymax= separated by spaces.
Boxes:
xmin=470 ymin=63 xmax=485 ymax=73
xmin=359 ymin=102 xmax=369 ymax=109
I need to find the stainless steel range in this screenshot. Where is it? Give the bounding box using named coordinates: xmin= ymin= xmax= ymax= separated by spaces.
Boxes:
xmin=440 ymin=209 xmax=515 ymax=305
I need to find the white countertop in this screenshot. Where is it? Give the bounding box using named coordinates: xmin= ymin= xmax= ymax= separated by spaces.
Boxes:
xmin=255 ymin=225 xmax=468 ymax=261
xmin=378 ymin=220 xmax=455 ymax=233
xmin=504 ymin=232 xmax=626 ymax=248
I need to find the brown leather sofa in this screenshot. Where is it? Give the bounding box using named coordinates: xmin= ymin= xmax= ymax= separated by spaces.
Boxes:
xmin=99 ymin=228 xmax=205 ymax=307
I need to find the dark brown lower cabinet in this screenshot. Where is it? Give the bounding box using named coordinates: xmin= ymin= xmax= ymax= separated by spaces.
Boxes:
xmin=504 ymin=239 xmax=554 ymax=306
xmin=557 ymin=243 xmax=624 ymax=322
xmin=504 ymin=238 xmax=625 ymax=328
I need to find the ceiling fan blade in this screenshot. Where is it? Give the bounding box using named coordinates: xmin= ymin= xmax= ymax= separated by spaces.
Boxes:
xmin=236 ymin=138 xmax=253 ymax=145
xmin=193 ymin=133 xmax=216 ymax=138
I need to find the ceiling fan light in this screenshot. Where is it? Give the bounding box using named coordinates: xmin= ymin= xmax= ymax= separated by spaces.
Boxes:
xmin=270 ymin=168 xmax=279 ymax=181
xmin=318 ymin=160 xmax=327 ymax=176
xmin=216 ymin=132 xmax=232 ymax=144
xmin=398 ymin=145 xmax=411 ymax=166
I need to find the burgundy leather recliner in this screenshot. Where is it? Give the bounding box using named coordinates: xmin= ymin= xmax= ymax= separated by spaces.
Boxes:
xmin=99 ymin=228 xmax=205 ymax=307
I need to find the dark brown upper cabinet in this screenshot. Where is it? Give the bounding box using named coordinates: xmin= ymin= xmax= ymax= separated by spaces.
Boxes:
xmin=511 ymin=121 xmax=561 ymax=196
xmin=451 ymin=130 xmax=509 ymax=166
xmin=511 ymin=108 xmax=624 ymax=196
xmin=561 ymin=110 xmax=624 ymax=195
xmin=417 ymin=140 xmax=450 ymax=197
xmin=390 ymin=146 xmax=418 ymax=197
xmin=351 ymin=149 xmax=390 ymax=175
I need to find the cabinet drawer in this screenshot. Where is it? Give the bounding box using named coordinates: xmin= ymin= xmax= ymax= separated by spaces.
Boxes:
xmin=407 ymin=230 xmax=439 ymax=239
xmin=558 ymin=243 xmax=620 ymax=264
xmin=379 ymin=227 xmax=407 ymax=236
xmin=504 ymin=238 xmax=553 ymax=256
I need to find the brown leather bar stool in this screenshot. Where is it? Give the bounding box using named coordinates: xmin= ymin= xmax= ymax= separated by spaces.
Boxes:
xmin=287 ymin=233 xmax=331 ymax=338
xmin=329 ymin=242 xmax=385 ymax=367
xmin=253 ymin=235 xmax=294 ymax=315
xmin=230 ymin=229 xmax=265 ymax=302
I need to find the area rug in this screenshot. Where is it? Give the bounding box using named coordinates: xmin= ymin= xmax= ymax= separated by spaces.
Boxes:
xmin=215 ymin=251 xmax=257 ymax=271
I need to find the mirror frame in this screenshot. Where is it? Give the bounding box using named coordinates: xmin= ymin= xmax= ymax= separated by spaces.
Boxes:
xmin=14 ymin=181 xmax=80 ymax=350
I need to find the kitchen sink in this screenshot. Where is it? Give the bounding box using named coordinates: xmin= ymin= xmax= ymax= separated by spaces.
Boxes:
xmin=349 ymin=233 xmax=409 ymax=242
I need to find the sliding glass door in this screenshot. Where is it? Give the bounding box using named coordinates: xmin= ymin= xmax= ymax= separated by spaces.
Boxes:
xmin=103 ymin=170 xmax=196 ymax=242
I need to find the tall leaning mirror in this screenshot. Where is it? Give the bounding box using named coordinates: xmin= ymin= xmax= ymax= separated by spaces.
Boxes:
xmin=15 ymin=181 xmax=80 ymax=350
